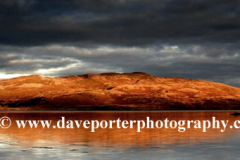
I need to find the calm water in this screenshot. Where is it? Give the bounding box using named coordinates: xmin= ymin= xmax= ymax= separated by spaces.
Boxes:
xmin=0 ymin=111 xmax=240 ymax=160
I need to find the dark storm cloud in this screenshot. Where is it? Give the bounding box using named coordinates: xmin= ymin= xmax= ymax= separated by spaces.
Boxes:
xmin=0 ymin=0 xmax=240 ymax=87
xmin=0 ymin=0 xmax=240 ymax=46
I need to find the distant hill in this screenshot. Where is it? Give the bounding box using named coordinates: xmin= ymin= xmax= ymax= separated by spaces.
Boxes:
xmin=0 ymin=72 xmax=240 ymax=110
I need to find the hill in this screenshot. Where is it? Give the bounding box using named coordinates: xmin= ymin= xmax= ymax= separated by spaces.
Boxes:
xmin=0 ymin=72 xmax=240 ymax=110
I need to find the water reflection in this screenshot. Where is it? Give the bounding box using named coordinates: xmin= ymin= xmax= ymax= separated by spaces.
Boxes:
xmin=0 ymin=111 xmax=240 ymax=159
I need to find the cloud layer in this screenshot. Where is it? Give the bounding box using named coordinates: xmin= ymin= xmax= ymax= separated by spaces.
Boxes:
xmin=0 ymin=0 xmax=240 ymax=86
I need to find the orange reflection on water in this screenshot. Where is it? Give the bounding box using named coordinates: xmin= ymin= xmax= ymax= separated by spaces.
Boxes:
xmin=0 ymin=111 xmax=239 ymax=148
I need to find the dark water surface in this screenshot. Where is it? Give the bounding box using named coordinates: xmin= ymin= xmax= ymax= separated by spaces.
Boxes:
xmin=0 ymin=111 xmax=240 ymax=160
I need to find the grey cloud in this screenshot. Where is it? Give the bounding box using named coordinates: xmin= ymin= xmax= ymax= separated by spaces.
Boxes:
xmin=0 ymin=44 xmax=240 ymax=87
xmin=0 ymin=0 xmax=240 ymax=46
xmin=0 ymin=0 xmax=239 ymax=87
xmin=0 ymin=52 xmax=78 ymax=74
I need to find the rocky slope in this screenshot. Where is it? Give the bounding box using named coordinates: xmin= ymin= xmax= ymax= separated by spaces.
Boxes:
xmin=0 ymin=72 xmax=240 ymax=110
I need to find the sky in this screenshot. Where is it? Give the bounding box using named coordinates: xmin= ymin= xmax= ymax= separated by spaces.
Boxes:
xmin=0 ymin=0 xmax=240 ymax=87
